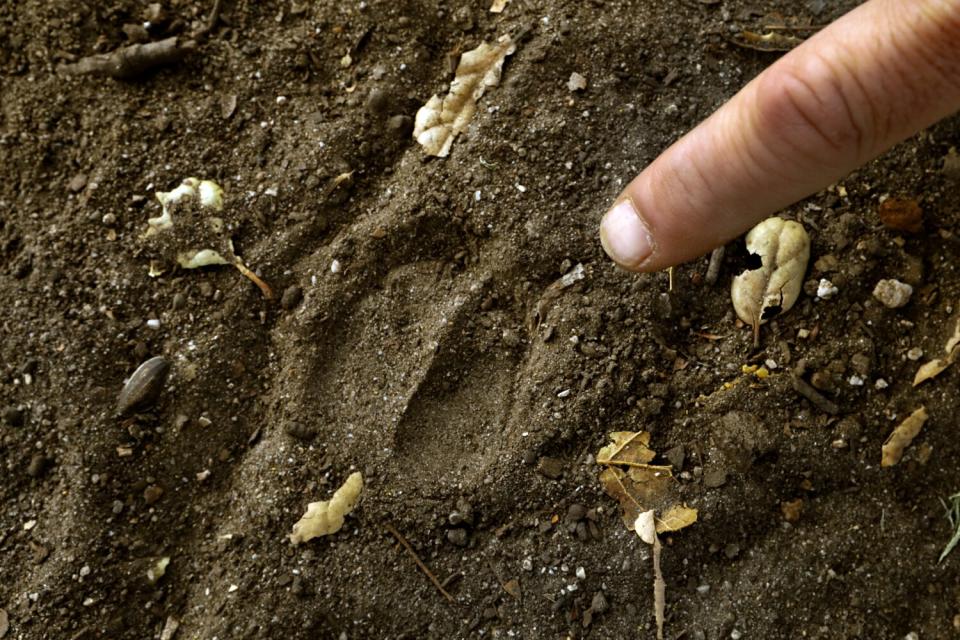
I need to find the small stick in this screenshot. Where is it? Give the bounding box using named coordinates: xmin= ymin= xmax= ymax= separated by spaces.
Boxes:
xmin=233 ymin=260 xmax=274 ymax=300
xmin=194 ymin=0 xmax=224 ymax=39
xmin=62 ymin=37 xmax=193 ymax=80
xmin=385 ymin=523 xmax=456 ymax=604
xmin=791 ymin=375 xmax=839 ymax=415
xmin=653 ymin=535 xmax=665 ymax=640
xmin=668 ymin=267 xmax=674 ymax=291
xmin=705 ymin=246 xmax=725 ymax=285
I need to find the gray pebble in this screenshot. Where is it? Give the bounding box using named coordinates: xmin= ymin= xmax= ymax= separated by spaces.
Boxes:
xmin=872 ymin=279 xmax=913 ymax=309
xmin=171 ymin=292 xmax=187 ymax=311
xmin=27 ymin=454 xmax=49 ymax=478
xmin=284 ymin=421 xmax=316 ymax=441
xmin=446 ymin=528 xmax=468 ymax=547
xmin=281 ymin=285 xmax=303 ymax=311
xmin=591 ymin=590 xmax=609 ymax=614
xmin=112 ymin=500 xmax=125 ymax=515
xmin=566 ymin=504 xmax=587 ymax=521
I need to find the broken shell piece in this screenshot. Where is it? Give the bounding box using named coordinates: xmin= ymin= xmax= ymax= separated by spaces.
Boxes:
xmin=290 ymin=472 xmax=363 ymax=544
xmin=634 ymin=510 xmax=656 ymax=544
xmin=731 ymin=217 xmax=810 ymax=344
xmin=881 ymin=406 xmax=928 ymax=467
xmin=177 ymin=248 xmax=229 ymax=269
xmin=148 ymin=178 xmax=223 ymax=235
xmin=414 ymin=35 xmax=516 ymax=157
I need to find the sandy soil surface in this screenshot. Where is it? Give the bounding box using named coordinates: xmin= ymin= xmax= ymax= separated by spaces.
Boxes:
xmin=1 ymin=1 xmax=959 ymax=638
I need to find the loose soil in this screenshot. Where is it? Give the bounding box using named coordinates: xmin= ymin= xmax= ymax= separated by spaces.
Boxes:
xmin=1 ymin=1 xmax=959 ymax=638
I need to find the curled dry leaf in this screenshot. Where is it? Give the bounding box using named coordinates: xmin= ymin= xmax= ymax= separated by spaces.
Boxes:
xmin=597 ymin=431 xmax=656 ymax=466
xmin=881 ymin=407 xmax=928 ymax=467
xmin=731 ymin=217 xmax=810 ymax=344
xmin=655 ymin=504 xmax=698 ymax=534
xmin=290 ymin=472 xmax=363 ymax=544
xmin=913 ymin=316 xmax=960 ymax=386
xmin=413 ymin=35 xmax=516 ymax=157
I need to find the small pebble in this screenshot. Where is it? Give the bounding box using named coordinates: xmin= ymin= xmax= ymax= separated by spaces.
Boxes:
xmin=146 ymin=319 xmax=161 ymax=330
xmin=906 ymin=347 xmax=923 ymax=361
xmin=816 ymin=279 xmax=839 ymax=299
xmin=112 ymin=500 xmax=124 ymax=514
xmin=848 ymin=375 xmax=864 ymax=387
xmin=281 ymin=285 xmax=303 ymax=310
xmin=116 ymin=356 xmax=170 ymax=416
xmin=143 ymin=485 xmax=164 ymax=505
xmin=27 ymin=454 xmax=49 ymax=478
xmin=446 ymin=528 xmax=468 ymax=547
xmin=873 ymin=278 xmax=913 ymax=309
xmin=567 ymin=72 xmax=587 ymax=92
xmin=330 ymin=259 xmax=342 ymax=274
xmin=591 ymin=591 xmax=609 ymax=614
xmin=536 ymin=456 xmax=564 ymax=479
xmin=875 ymin=378 xmax=889 ymax=390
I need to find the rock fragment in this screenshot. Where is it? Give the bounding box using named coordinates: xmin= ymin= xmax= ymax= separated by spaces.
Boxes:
xmin=872 ymin=279 xmax=913 ymax=309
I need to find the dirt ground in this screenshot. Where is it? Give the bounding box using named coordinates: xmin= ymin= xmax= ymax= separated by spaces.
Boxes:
xmin=2 ymin=0 xmax=959 ymax=638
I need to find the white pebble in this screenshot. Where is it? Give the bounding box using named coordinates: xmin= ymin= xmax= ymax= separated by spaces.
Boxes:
xmin=521 ymin=557 xmax=533 ymax=572
xmin=872 ymin=279 xmax=913 ymax=309
xmin=764 ymin=359 xmax=778 ymax=370
xmin=874 ymin=378 xmax=889 ymax=390
xmin=330 ymin=259 xmax=342 ymax=274
xmin=907 ymin=347 xmax=923 ymax=361
xmin=848 ymin=375 xmax=865 ymax=387
xmin=146 ymin=318 xmax=161 ymax=330
xmin=817 ymin=279 xmax=839 ymax=299
xmin=575 ymin=566 xmax=586 ymax=580
xmin=276 ymin=95 xmax=287 ymax=105
xmin=567 ymin=72 xmax=587 ymax=92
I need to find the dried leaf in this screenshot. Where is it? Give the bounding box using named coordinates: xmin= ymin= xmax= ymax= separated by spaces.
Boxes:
xmin=913 ymin=316 xmax=960 ymax=386
xmin=502 ymin=578 xmax=521 ymax=598
xmin=878 ymin=197 xmax=923 ymax=233
xmin=290 ymin=472 xmax=363 ymax=544
xmin=881 ymin=407 xmax=928 ymax=467
xmin=413 ymin=35 xmax=516 ymax=157
xmin=655 ymin=504 xmax=698 ymax=533
xmin=489 ymin=0 xmax=509 ymax=12
xmin=731 ymin=217 xmax=810 ymax=343
xmin=600 ymin=465 xmax=673 ymax=527
xmin=597 ymin=431 xmax=656 ymax=466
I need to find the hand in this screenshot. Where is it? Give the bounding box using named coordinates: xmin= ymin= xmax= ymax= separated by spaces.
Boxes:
xmin=599 ymin=0 xmax=960 ymax=272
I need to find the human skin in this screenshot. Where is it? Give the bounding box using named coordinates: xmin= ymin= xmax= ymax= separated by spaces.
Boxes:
xmin=599 ymin=0 xmax=960 ymax=272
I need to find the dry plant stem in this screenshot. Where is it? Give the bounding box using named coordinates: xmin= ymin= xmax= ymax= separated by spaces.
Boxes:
xmin=653 ymin=535 xmax=665 ymax=640
xmin=64 ymin=37 xmax=192 ymax=80
xmin=705 ymin=246 xmax=725 ymax=285
xmin=194 ymin=0 xmax=224 ymax=39
xmin=384 ymin=523 xmax=456 ymax=604
xmin=233 ymin=261 xmax=274 ymax=300
xmin=668 ymin=267 xmax=674 ymax=291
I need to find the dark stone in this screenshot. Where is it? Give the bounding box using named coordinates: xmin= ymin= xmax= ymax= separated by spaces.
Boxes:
xmin=284 ymin=421 xmax=317 ymax=441
xmin=27 ymin=453 xmax=50 ymax=478
xmin=281 ymin=285 xmax=303 ymax=311
xmin=446 ymin=528 xmax=468 ymax=547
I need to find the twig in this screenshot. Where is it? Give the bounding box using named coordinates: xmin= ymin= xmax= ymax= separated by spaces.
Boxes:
xmin=653 ymin=535 xmax=665 ymax=640
xmin=233 ymin=260 xmax=274 ymax=300
xmin=667 ymin=267 xmax=674 ymax=291
xmin=705 ymin=246 xmax=725 ymax=285
xmin=194 ymin=0 xmax=224 ymax=39
xmin=62 ymin=37 xmax=194 ymax=80
xmin=385 ymin=523 xmax=456 ymax=603
xmin=790 ymin=375 xmax=839 ymax=415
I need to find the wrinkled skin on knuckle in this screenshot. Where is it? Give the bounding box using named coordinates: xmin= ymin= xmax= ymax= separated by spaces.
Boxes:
xmin=753 ymin=55 xmax=875 ymax=168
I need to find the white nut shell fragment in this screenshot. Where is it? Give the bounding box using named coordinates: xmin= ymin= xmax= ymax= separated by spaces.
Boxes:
xmin=289 ymin=472 xmax=363 ymax=545
xmin=731 ymin=217 xmax=810 ymax=336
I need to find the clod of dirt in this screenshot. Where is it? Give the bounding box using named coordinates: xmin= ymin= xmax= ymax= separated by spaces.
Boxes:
xmin=413 ymin=35 xmax=516 ymax=157
xmin=731 ymin=217 xmax=810 ymax=344
xmin=881 ymin=407 xmax=929 ymax=467
xmin=2 ymin=406 xmax=24 ymax=427
xmin=567 ymin=72 xmax=587 ymax=92
xmin=872 ymin=278 xmax=914 ymax=309
xmin=536 ymin=456 xmax=564 ymax=479
xmin=26 ymin=454 xmax=50 ymax=478
xmin=913 ymin=315 xmax=960 ymax=386
xmin=290 ymin=472 xmax=363 ymax=545
xmin=877 ymin=197 xmax=923 ymax=233
xmin=780 ymin=498 xmax=804 ymax=522
xmin=116 ymin=356 xmax=170 ymax=416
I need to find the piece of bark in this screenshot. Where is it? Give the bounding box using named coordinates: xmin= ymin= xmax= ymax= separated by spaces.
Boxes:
xmin=62 ymin=37 xmax=193 ymax=80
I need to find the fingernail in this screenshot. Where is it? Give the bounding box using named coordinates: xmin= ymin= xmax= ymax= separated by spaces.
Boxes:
xmin=600 ymin=199 xmax=653 ymax=268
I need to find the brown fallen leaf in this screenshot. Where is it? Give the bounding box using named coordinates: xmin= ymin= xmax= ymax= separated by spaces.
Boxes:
xmin=656 ymin=504 xmax=698 ymax=533
xmin=599 ymin=466 xmax=673 ymax=527
xmin=502 ymin=578 xmax=521 ymax=598
xmin=597 ymin=431 xmax=656 ymax=466
xmin=881 ymin=407 xmax=929 ymax=467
